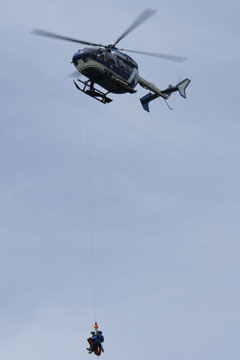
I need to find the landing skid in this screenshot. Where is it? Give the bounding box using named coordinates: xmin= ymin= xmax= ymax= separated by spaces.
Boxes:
xmin=73 ymin=79 xmax=113 ymax=104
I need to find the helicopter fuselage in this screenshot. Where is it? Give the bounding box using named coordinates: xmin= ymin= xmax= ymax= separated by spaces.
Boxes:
xmin=72 ymin=47 xmax=139 ymax=94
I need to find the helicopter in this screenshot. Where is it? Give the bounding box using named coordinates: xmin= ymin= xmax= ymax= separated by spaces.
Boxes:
xmin=32 ymin=9 xmax=191 ymax=112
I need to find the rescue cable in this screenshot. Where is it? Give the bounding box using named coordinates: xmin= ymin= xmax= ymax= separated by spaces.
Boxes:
xmin=84 ymin=100 xmax=104 ymax=357
xmin=84 ymin=98 xmax=97 ymax=323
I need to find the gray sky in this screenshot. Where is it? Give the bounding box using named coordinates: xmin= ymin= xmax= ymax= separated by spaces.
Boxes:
xmin=1 ymin=1 xmax=240 ymax=359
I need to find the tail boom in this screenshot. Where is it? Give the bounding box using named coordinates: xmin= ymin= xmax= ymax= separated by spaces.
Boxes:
xmin=139 ymin=77 xmax=191 ymax=112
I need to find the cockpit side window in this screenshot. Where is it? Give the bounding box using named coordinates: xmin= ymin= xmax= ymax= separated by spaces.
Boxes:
xmin=103 ymin=51 xmax=118 ymax=69
xmin=105 ymin=50 xmax=112 ymax=60
xmin=96 ymin=49 xmax=105 ymax=60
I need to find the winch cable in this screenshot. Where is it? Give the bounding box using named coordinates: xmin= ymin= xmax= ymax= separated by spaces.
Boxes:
xmin=84 ymin=98 xmax=97 ymax=323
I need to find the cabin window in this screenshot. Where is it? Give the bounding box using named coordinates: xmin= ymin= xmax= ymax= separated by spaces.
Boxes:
xmin=107 ymin=58 xmax=115 ymax=65
xmin=97 ymin=49 xmax=104 ymax=60
xmin=116 ymin=58 xmax=126 ymax=71
xmin=124 ymin=64 xmax=132 ymax=74
xmin=104 ymin=52 xmax=117 ymax=68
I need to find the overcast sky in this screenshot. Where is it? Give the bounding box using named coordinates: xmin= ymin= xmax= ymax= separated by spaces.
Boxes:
xmin=1 ymin=1 xmax=240 ymax=360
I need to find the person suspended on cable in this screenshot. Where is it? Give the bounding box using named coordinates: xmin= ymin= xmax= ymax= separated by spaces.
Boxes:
xmin=86 ymin=330 xmax=104 ymax=355
xmin=87 ymin=322 xmax=104 ymax=356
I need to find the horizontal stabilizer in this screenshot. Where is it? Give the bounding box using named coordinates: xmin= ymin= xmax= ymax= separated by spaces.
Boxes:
xmin=140 ymin=92 xmax=159 ymax=112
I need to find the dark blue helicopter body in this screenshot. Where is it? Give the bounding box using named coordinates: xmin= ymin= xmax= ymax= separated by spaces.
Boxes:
xmin=72 ymin=48 xmax=139 ymax=94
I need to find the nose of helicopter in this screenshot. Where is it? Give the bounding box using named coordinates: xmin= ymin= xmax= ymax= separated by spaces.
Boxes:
xmin=72 ymin=51 xmax=82 ymax=65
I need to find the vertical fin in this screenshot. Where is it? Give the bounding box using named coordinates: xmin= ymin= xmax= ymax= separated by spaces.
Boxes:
xmin=177 ymin=78 xmax=191 ymax=98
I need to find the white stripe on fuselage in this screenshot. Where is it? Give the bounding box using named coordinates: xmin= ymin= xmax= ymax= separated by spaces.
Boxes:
xmin=74 ymin=60 xmax=132 ymax=85
xmin=128 ymin=67 xmax=137 ymax=84
xmin=74 ymin=60 xmax=105 ymax=74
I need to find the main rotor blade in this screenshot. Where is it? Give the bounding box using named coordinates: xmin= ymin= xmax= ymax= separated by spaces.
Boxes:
xmin=113 ymin=8 xmax=157 ymax=47
xmin=32 ymin=29 xmax=104 ymax=47
xmin=119 ymin=48 xmax=187 ymax=62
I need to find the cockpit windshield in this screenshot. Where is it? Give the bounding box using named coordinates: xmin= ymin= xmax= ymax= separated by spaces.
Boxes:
xmin=72 ymin=48 xmax=98 ymax=65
